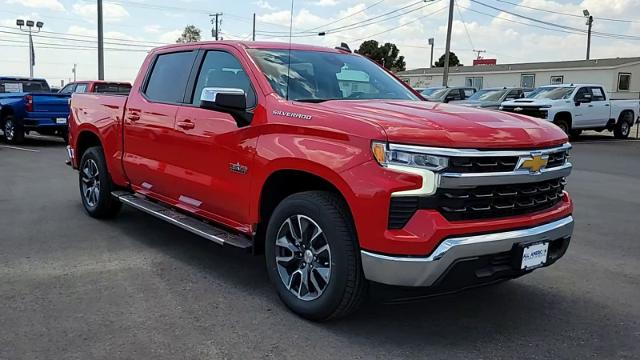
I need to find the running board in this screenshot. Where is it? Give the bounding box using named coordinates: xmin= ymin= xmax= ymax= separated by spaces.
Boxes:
xmin=112 ymin=191 xmax=253 ymax=249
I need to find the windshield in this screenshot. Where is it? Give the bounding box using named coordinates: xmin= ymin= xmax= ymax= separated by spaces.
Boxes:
xmin=424 ymin=88 xmax=449 ymax=99
xmin=468 ymin=89 xmax=506 ymax=101
xmin=248 ymin=49 xmax=419 ymax=102
xmin=0 ymin=79 xmax=50 ymax=93
xmin=420 ymin=87 xmax=443 ymax=97
xmin=526 ymin=87 xmax=575 ymax=100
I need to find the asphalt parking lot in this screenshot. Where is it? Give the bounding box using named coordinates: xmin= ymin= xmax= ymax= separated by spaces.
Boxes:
xmin=1 ymin=134 xmax=639 ymax=360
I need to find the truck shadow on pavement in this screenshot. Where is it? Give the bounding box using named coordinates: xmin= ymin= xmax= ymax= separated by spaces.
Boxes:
xmin=109 ymin=207 xmax=632 ymax=357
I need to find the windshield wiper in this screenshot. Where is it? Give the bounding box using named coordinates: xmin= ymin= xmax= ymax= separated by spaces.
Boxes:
xmin=294 ymin=98 xmax=341 ymax=103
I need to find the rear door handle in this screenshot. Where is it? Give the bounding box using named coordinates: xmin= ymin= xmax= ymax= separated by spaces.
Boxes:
xmin=127 ymin=113 xmax=140 ymax=121
xmin=605 ymin=104 xmax=610 ymax=106
xmin=177 ymin=120 xmax=195 ymax=130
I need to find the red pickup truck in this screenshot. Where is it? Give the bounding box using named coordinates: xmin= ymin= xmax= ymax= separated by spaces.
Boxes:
xmin=67 ymin=41 xmax=574 ymax=320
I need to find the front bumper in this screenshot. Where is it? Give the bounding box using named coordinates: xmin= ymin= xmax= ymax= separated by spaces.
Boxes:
xmin=361 ymin=215 xmax=573 ymax=287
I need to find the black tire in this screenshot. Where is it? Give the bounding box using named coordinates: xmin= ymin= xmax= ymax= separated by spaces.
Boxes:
xmin=61 ymin=129 xmax=69 ymax=144
xmin=2 ymin=115 xmax=25 ymax=144
xmin=569 ymin=129 xmax=582 ymax=138
xmin=78 ymin=146 xmax=122 ymax=218
xmin=553 ymin=118 xmax=570 ymax=135
xmin=614 ymin=112 xmax=633 ymax=139
xmin=265 ymin=191 xmax=367 ymax=321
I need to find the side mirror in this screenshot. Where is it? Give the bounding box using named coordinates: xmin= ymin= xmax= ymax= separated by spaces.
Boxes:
xmin=200 ymin=87 xmax=252 ymax=127
xmin=444 ymin=95 xmax=455 ymax=103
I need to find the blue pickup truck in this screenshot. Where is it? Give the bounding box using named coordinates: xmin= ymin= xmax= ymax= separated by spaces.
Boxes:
xmin=0 ymin=77 xmax=71 ymax=144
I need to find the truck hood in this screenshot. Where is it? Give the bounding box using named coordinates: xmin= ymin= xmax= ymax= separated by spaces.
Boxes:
xmin=451 ymin=100 xmax=501 ymax=108
xmin=313 ymin=100 xmax=567 ymax=149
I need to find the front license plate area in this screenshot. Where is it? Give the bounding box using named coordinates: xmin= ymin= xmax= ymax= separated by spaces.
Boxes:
xmin=521 ymin=242 xmax=549 ymax=270
xmin=56 ymin=117 xmax=67 ymax=124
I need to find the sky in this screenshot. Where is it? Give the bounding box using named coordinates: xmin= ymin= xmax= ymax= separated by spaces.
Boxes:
xmin=1 ymin=0 xmax=639 ymax=86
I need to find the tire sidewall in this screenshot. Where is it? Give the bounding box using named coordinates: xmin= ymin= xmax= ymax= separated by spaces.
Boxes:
xmin=3 ymin=116 xmax=23 ymax=143
xmin=78 ymin=147 xmax=113 ymax=216
xmin=265 ymin=194 xmax=354 ymax=320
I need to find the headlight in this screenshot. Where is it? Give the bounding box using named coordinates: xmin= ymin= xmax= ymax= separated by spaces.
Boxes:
xmin=372 ymin=142 xmax=449 ymax=171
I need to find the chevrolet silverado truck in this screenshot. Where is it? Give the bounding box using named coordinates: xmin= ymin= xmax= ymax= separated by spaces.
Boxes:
xmin=500 ymin=84 xmax=639 ymax=138
xmin=67 ymin=41 xmax=574 ymax=320
xmin=1 ymin=76 xmax=71 ymax=144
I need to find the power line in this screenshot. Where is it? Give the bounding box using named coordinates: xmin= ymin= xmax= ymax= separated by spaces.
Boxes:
xmin=492 ymin=0 xmax=640 ymax=23
xmin=304 ymin=0 xmax=386 ymax=31
xmin=0 ymin=29 xmax=156 ymax=48
xmin=454 ymin=0 xmax=475 ymax=50
xmin=348 ymin=5 xmax=448 ymax=42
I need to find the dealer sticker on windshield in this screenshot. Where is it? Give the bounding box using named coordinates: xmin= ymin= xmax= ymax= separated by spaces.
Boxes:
xmin=56 ymin=117 xmax=67 ymax=124
xmin=521 ymin=242 xmax=549 ymax=270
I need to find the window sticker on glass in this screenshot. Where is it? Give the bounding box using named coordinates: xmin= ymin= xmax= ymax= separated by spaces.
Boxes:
xmin=4 ymin=83 xmax=23 ymax=93
xmin=592 ymin=88 xmax=603 ymax=97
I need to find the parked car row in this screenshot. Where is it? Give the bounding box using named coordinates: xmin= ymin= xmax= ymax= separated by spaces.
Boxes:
xmin=0 ymin=77 xmax=131 ymax=144
xmin=414 ymin=84 xmax=639 ymax=139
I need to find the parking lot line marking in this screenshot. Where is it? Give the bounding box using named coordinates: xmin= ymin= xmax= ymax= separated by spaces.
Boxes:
xmin=0 ymin=145 xmax=40 ymax=152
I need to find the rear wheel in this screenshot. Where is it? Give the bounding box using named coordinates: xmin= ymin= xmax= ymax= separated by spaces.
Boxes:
xmin=569 ymin=129 xmax=582 ymax=138
xmin=2 ymin=115 xmax=25 ymax=144
xmin=614 ymin=112 xmax=633 ymax=139
xmin=265 ymin=191 xmax=367 ymax=321
xmin=79 ymin=146 xmax=121 ymax=218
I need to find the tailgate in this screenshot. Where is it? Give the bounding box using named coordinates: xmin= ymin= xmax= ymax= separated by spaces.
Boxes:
xmin=31 ymin=93 xmax=71 ymax=113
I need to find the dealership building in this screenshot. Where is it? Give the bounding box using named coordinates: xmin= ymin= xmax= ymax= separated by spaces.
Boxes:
xmin=396 ymin=57 xmax=640 ymax=99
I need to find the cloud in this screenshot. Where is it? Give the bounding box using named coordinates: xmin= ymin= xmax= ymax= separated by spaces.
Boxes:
xmin=71 ymin=2 xmax=129 ymax=23
xmin=314 ymin=0 xmax=338 ymax=6
xmin=144 ymin=25 xmax=162 ymax=34
xmin=5 ymin=0 xmax=64 ymax=12
xmin=159 ymin=29 xmax=183 ymax=44
xmin=254 ymin=0 xmax=275 ymax=10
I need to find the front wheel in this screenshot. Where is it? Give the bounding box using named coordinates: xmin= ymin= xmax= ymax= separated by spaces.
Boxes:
xmin=78 ymin=146 xmax=121 ymax=218
xmin=265 ymin=191 xmax=367 ymax=321
xmin=2 ymin=115 xmax=25 ymax=144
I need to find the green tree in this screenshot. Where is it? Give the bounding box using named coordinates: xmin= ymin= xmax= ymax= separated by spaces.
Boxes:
xmin=434 ymin=52 xmax=462 ymax=67
xmin=176 ymin=25 xmax=202 ymax=43
xmin=356 ymin=40 xmax=406 ymax=72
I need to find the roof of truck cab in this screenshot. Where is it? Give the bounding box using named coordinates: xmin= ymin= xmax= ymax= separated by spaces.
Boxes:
xmin=153 ymin=41 xmax=348 ymax=54
xmin=538 ymin=84 xmax=601 ymax=88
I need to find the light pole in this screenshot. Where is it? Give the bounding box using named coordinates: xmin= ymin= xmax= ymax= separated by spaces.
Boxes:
xmin=583 ymin=9 xmax=593 ymax=60
xmin=428 ymin=38 xmax=434 ymax=68
xmin=442 ymin=0 xmax=454 ymax=86
xmin=98 ymin=0 xmax=104 ymax=80
xmin=16 ymin=19 xmax=43 ymax=78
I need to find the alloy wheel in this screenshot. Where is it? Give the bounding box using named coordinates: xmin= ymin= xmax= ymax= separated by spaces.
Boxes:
xmin=4 ymin=119 xmax=14 ymax=141
xmin=81 ymin=159 xmax=101 ymax=207
xmin=275 ymin=215 xmax=332 ymax=301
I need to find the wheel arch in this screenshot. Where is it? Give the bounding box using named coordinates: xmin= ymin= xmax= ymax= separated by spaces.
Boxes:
xmin=253 ymin=164 xmax=358 ymax=254
xmin=75 ymin=129 xmax=103 ymax=163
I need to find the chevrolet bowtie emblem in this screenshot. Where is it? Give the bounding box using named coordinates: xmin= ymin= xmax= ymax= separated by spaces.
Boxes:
xmin=518 ymin=154 xmax=549 ymax=173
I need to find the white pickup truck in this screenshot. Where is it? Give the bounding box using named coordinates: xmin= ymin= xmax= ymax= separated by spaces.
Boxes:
xmin=500 ymin=84 xmax=639 ymax=138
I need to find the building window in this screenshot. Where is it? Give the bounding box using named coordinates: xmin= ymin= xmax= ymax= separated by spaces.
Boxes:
xmin=550 ymin=75 xmax=564 ymax=85
xmin=521 ymin=74 xmax=535 ymax=89
xmin=465 ymin=76 xmax=483 ymax=89
xmin=618 ymin=73 xmax=631 ymax=91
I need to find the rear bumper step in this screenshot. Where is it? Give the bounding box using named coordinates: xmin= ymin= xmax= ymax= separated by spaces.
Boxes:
xmin=112 ymin=191 xmax=252 ymax=249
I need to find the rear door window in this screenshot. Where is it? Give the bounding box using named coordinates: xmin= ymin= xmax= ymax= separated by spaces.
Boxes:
xmin=75 ymin=83 xmax=88 ymax=93
xmin=144 ymin=51 xmax=196 ymax=103
xmin=590 ymin=87 xmax=606 ymax=101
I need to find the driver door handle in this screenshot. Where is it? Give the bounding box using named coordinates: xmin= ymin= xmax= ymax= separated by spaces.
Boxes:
xmin=177 ymin=120 xmax=195 ymax=130
xmin=127 ymin=113 xmax=140 ymax=122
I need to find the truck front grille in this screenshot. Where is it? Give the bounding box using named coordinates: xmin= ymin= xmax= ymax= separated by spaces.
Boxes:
xmin=448 ymin=156 xmax=518 ymax=173
xmin=501 ymin=106 xmax=548 ymax=119
xmin=425 ymin=177 xmax=566 ymax=221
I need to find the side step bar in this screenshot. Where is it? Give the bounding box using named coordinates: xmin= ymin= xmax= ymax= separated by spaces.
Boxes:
xmin=112 ymin=191 xmax=253 ymax=249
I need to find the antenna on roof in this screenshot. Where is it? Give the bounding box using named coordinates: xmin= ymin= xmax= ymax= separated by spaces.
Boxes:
xmin=335 ymin=42 xmax=351 ymax=53
xmin=285 ymin=0 xmax=294 ymax=101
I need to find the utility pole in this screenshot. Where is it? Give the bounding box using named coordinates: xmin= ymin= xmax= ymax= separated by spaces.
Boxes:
xmin=252 ymin=13 xmax=256 ymax=41
xmin=16 ymin=19 xmax=43 ymax=78
xmin=210 ymin=13 xmax=223 ymax=40
xmin=583 ymin=9 xmax=593 ymax=60
xmin=473 ymin=49 xmax=486 ymax=60
xmin=442 ymin=0 xmax=454 ymax=86
xmin=428 ymin=37 xmax=434 ymax=68
xmin=72 ymin=64 xmax=77 ymax=82
xmin=98 ymin=0 xmax=104 ymax=80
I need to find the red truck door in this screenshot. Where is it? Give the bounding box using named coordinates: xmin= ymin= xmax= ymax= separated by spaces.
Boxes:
xmin=122 ymin=50 xmax=198 ymax=201
xmin=172 ymin=49 xmax=258 ymax=227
